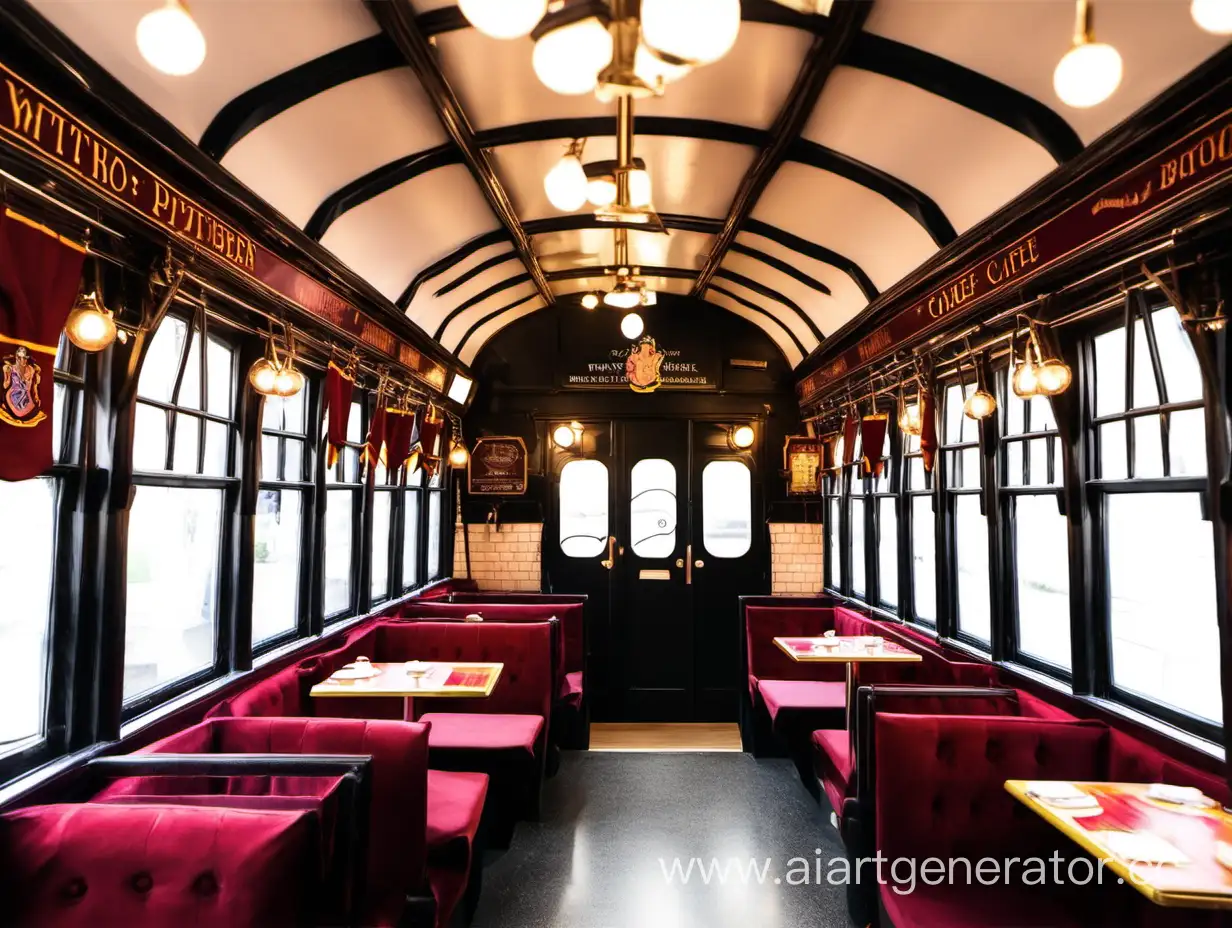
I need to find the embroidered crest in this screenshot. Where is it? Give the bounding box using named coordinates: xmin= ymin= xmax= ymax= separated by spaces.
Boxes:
xmin=625 ymin=336 xmax=664 ymax=394
xmin=0 ymin=345 xmax=45 ymax=427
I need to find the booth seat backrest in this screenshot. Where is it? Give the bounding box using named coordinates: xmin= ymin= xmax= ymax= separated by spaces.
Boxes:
xmin=206 ymin=664 xmax=309 ymax=720
xmin=832 ymin=607 xmax=874 ymax=637
xmin=744 ymin=606 xmax=843 ymax=689
xmin=1107 ymin=729 xmax=1230 ymax=806
xmin=875 ymin=713 xmax=1107 ymax=862
xmin=1015 ymin=690 xmax=1077 ymax=720
xmin=376 ymin=621 xmax=553 ymax=719
xmin=861 ymin=658 xmax=996 ymax=688
xmin=0 ymin=802 xmax=317 ymax=928
xmin=96 ymin=717 xmax=430 ymax=928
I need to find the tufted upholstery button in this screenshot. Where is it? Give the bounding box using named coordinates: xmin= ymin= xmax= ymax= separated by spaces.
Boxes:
xmin=131 ymin=872 xmax=153 ymax=894
xmin=61 ymin=878 xmax=87 ymax=902
xmin=193 ymin=872 xmax=219 ymax=896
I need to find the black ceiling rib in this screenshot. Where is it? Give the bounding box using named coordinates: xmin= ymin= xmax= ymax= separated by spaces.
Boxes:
xmin=434 ymin=273 xmax=534 ymax=339
xmin=708 ymin=285 xmax=809 ymax=358
xmin=365 ymin=0 xmax=553 ymax=304
xmin=199 ymin=35 xmax=401 ymax=159
xmin=692 ymin=0 xmax=872 ymax=300
xmin=729 ymin=241 xmax=830 ymax=297
xmin=848 ymin=33 xmax=1082 ymax=164
xmin=398 ymin=230 xmax=510 ymax=309
xmin=435 ymin=250 xmax=519 ymax=298
xmin=452 ymin=292 xmax=541 ymax=358
xmin=304 ymin=143 xmax=458 ymax=240
xmin=713 ymin=268 xmax=824 ymax=343
xmin=786 ymin=138 xmax=956 ymax=247
xmin=743 ymin=219 xmax=878 ymax=301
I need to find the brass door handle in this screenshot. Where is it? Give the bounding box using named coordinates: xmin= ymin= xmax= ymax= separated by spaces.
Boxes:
xmin=686 ymin=544 xmax=692 ymax=584
xmin=602 ymin=535 xmax=616 ymax=570
xmin=675 ymin=558 xmax=684 ymax=568
xmin=695 ymin=559 xmax=705 ymax=568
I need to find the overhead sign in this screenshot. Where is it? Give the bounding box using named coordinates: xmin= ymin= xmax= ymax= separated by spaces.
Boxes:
xmin=562 ymin=334 xmax=717 ymax=391
xmin=468 ymin=436 xmax=528 ymax=496
xmin=799 ymin=106 xmax=1232 ymax=404
xmin=0 ymin=61 xmax=447 ymax=391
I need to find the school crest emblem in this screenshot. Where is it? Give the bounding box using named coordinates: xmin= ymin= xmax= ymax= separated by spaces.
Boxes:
xmin=625 ymin=336 xmax=664 ymax=394
xmin=0 ymin=345 xmax=45 ymax=427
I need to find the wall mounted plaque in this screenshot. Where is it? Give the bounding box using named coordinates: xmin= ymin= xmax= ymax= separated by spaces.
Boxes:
xmin=784 ymin=436 xmax=822 ymax=496
xmin=468 ymin=436 xmax=528 ymax=496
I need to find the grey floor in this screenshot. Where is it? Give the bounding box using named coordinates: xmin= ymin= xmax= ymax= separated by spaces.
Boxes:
xmin=470 ymin=752 xmax=852 ymax=928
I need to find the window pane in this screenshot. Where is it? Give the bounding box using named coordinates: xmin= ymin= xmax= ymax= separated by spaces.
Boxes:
xmin=1107 ymin=493 xmax=1220 ymax=723
xmin=1005 ymin=441 xmax=1024 ymax=487
xmin=1100 ymin=420 xmax=1127 ymax=480
xmin=850 ymin=497 xmax=865 ymax=597
xmin=261 ymin=435 xmax=281 ymax=482
xmin=1094 ymin=324 xmax=1126 ymax=417
xmin=827 ymin=496 xmax=840 ymax=588
xmin=1153 ymin=306 xmax=1202 ymax=403
xmin=560 ymin=460 xmax=609 ymax=558
xmin=253 ymin=489 xmax=302 ymax=644
xmin=404 ymin=491 xmax=420 ymax=589
xmin=1028 ymin=395 xmax=1056 ymax=432
xmin=133 ymin=403 xmax=168 ymax=472
xmin=324 ymin=490 xmax=354 ymax=616
xmin=206 ymin=336 xmax=234 ymax=416
xmin=137 ymin=316 xmax=188 ymax=403
xmin=911 ymin=496 xmax=936 ymax=624
xmin=202 ymin=421 xmax=228 ymax=477
xmin=1006 ymin=390 xmax=1025 ymax=436
xmin=1132 ymin=415 xmax=1164 ymax=479
xmin=171 ymin=413 xmax=200 ymax=474
xmin=1028 ymin=437 xmax=1050 ymax=487
xmin=1014 ymin=494 xmax=1071 ymax=669
xmin=630 ymin=458 xmax=677 ymax=558
xmin=0 ymin=479 xmax=55 ymax=745
xmin=284 ymin=439 xmax=304 ymax=483
xmin=703 ymin=461 xmax=751 ymax=558
xmin=944 ymin=383 xmax=964 ymax=442
xmin=1131 ymin=318 xmax=1160 ymax=409
xmin=346 ymin=401 xmax=363 ymax=444
xmin=124 ymin=487 xmax=222 ymax=701
xmin=907 ymin=456 xmax=925 ymax=491
xmin=878 ymin=498 xmax=897 ymax=608
xmin=1169 ymin=408 xmax=1207 ymax=477
xmin=179 ymin=333 xmax=201 ymax=410
xmin=954 ymin=494 xmax=990 ymax=642
xmin=371 ymin=491 xmax=392 ymax=600
xmin=427 ymin=491 xmax=442 ymax=578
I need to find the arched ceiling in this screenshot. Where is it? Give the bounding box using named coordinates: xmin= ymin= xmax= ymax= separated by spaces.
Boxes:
xmin=31 ymin=0 xmax=1227 ymax=368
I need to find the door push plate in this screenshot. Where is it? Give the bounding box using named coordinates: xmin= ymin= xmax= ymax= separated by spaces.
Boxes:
xmin=639 ymin=569 xmax=672 ymax=581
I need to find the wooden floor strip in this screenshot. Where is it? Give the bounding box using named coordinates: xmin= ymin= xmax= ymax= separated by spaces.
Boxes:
xmin=589 ymin=722 xmax=743 ymax=752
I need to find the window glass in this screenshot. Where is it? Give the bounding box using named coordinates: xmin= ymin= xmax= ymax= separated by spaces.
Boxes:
xmin=1094 ymin=324 xmax=1126 ymax=417
xmin=1131 ymin=318 xmax=1160 ymax=409
xmin=1152 ymin=307 xmax=1202 ymax=402
xmin=324 ymin=489 xmax=354 ymax=616
xmin=877 ymin=498 xmax=897 ymax=608
xmin=1107 ymin=493 xmax=1221 ymax=723
xmin=630 ymin=458 xmax=677 ymax=558
xmin=123 ymin=487 xmax=222 ymax=701
xmin=404 ymin=490 xmax=420 ymax=589
xmin=427 ymin=491 xmax=442 ymax=578
xmin=911 ymin=496 xmax=936 ymax=624
xmin=1014 ymin=494 xmax=1071 ymax=669
xmin=371 ymin=492 xmax=392 ymax=601
xmin=252 ymin=489 xmax=302 ymax=644
xmin=0 ymin=479 xmax=55 ymax=746
xmin=137 ymin=316 xmax=188 ymax=403
xmin=1170 ymin=408 xmax=1207 ymax=477
xmin=850 ymin=497 xmax=865 ymax=597
xmin=702 ymin=461 xmax=751 ymax=558
xmin=826 ymin=493 xmax=840 ymax=589
xmin=954 ymin=495 xmax=990 ymax=642
xmin=560 ymin=460 xmax=609 ymax=558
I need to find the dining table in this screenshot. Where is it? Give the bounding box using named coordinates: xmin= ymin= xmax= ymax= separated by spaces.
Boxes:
xmin=309 ymin=659 xmax=503 ymax=720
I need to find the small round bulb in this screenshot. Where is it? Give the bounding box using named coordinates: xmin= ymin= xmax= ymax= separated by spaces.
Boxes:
xmin=1054 ymin=39 xmax=1122 ymax=108
xmin=65 ymin=296 xmax=118 ymax=351
xmin=1192 ymin=0 xmax=1232 ymax=34
xmin=1036 ymin=359 xmax=1073 ymax=396
xmin=621 ymin=312 xmax=644 ymax=339
xmin=964 ymin=389 xmax=997 ymax=420
xmin=1012 ymin=360 xmax=1040 ymax=398
xmin=552 ymin=424 xmax=576 ymax=448
xmin=458 ymin=0 xmax=547 ymax=39
xmin=581 ymin=293 xmax=600 ymax=310
xmin=249 ymin=359 xmax=278 ymax=394
xmin=544 ymin=153 xmax=588 ymax=212
xmin=730 ymin=425 xmax=755 ymax=449
xmin=136 ymin=0 xmax=206 ymax=76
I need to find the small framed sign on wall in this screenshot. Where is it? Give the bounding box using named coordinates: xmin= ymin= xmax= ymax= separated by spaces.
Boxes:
xmin=783 ymin=436 xmax=822 ymax=496
xmin=468 ymin=436 xmax=528 ymax=496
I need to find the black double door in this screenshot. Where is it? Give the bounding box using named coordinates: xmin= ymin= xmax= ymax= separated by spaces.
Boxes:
xmin=547 ymin=419 xmax=763 ymax=722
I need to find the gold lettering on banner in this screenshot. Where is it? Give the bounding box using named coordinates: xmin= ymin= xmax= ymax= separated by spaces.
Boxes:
xmin=1160 ymin=117 xmax=1232 ymax=192
xmin=984 ymin=236 xmax=1040 ymax=287
xmin=926 ymin=271 xmax=978 ymax=319
xmin=857 ymin=326 xmax=892 ymax=362
xmin=1091 ymin=181 xmax=1153 ymax=216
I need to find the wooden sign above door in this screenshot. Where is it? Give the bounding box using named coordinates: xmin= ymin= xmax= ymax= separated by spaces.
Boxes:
xmin=468 ymin=436 xmax=528 ymax=496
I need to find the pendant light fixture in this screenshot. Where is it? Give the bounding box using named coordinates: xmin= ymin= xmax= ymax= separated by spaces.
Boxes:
xmin=897 ymin=382 xmax=922 ymax=436
xmin=544 ymin=139 xmax=590 ymax=211
xmin=1021 ymin=321 xmax=1072 ymax=397
xmin=136 ymin=0 xmax=207 ymax=76
xmin=729 ymin=424 xmax=756 ymax=450
xmin=249 ymin=332 xmax=304 ymax=398
xmin=1054 ymin=0 xmax=1122 ymax=108
xmin=604 ymin=280 xmax=643 ymax=309
xmin=1011 ymin=327 xmax=1041 ymax=399
xmin=448 ymin=439 xmax=470 ymax=468
xmin=620 ymin=312 xmax=644 ymax=339
xmin=581 ymin=293 xmax=601 ymax=309
xmin=962 ymin=347 xmax=997 ymax=421
xmin=1192 ymin=0 xmax=1232 ymax=34
xmin=532 ymin=12 xmax=614 ymax=96
xmin=458 ymin=0 xmax=548 ymax=39
xmin=640 ymin=0 xmax=741 ymax=68
xmin=65 ymin=263 xmax=119 ymax=353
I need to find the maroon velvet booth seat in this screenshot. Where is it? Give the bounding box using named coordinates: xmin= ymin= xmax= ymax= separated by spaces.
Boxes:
xmin=89 ymin=716 xmax=482 ymax=928
xmin=0 ymin=802 xmax=319 ymax=927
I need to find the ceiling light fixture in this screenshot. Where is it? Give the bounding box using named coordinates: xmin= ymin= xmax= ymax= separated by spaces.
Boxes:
xmin=640 ymin=0 xmax=741 ymax=67
xmin=1054 ymin=0 xmax=1122 ymax=108
xmin=458 ymin=0 xmax=549 ymax=39
xmin=136 ymin=0 xmax=207 ymax=76
xmin=1192 ymin=0 xmax=1232 ymax=34
xmin=545 ymin=139 xmax=590 ymax=211
xmin=65 ymin=290 xmax=118 ymax=352
xmin=532 ymin=12 xmax=614 ymax=96
xmin=621 ymin=312 xmax=645 ymax=339
xmin=729 ymin=424 xmax=756 ymax=450
xmin=448 ymin=439 xmax=470 ymax=468
xmin=604 ymin=281 xmax=643 ymax=309
xmin=249 ymin=334 xmax=304 ymax=398
xmin=581 ymin=292 xmax=601 ymax=309
xmin=961 ymin=347 xmax=997 ymax=421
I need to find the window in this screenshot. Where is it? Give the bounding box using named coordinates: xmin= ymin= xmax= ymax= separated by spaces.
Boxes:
xmin=254 ymin=390 xmax=311 ymax=647
xmin=824 ymin=471 xmax=840 ymax=591
xmin=1001 ymin=382 xmax=1070 ymax=670
xmin=324 ymin=398 xmax=364 ymax=619
xmin=371 ymin=430 xmax=399 ymax=604
xmin=904 ymin=425 xmax=936 ymax=625
xmin=943 ymin=382 xmax=991 ymax=643
xmin=426 ymin=478 xmax=443 ymax=579
xmin=630 ymin=458 xmax=677 ymax=558
xmin=846 ymin=427 xmax=866 ymax=598
xmin=702 ymin=460 xmax=751 ymax=558
xmin=126 ymin=314 xmax=235 ymax=705
xmin=560 ymin=459 xmax=609 ymax=557
xmin=1091 ymin=304 xmax=1219 ymax=725
xmin=404 ymin=467 xmax=422 ymax=591
xmin=870 ymin=426 xmax=897 ymax=609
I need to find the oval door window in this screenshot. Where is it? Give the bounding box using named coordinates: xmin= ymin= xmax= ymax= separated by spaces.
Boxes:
xmin=702 ymin=460 xmax=751 ymax=558
xmin=630 ymin=458 xmax=677 ymax=558
xmin=559 ymin=460 xmax=609 ymax=558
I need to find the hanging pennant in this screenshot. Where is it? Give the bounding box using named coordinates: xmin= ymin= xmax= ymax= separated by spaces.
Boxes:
xmin=322 ymin=358 xmax=355 ymax=468
xmin=820 ymin=431 xmax=840 ymax=471
xmin=920 ymin=387 xmax=939 ymax=473
xmin=0 ymin=209 xmax=87 ymax=482
xmin=860 ymin=414 xmax=890 ymax=477
xmin=384 ymin=406 xmax=417 ymax=473
xmin=361 ymin=387 xmax=388 ymax=477
xmin=840 ymin=413 xmax=859 ymax=467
